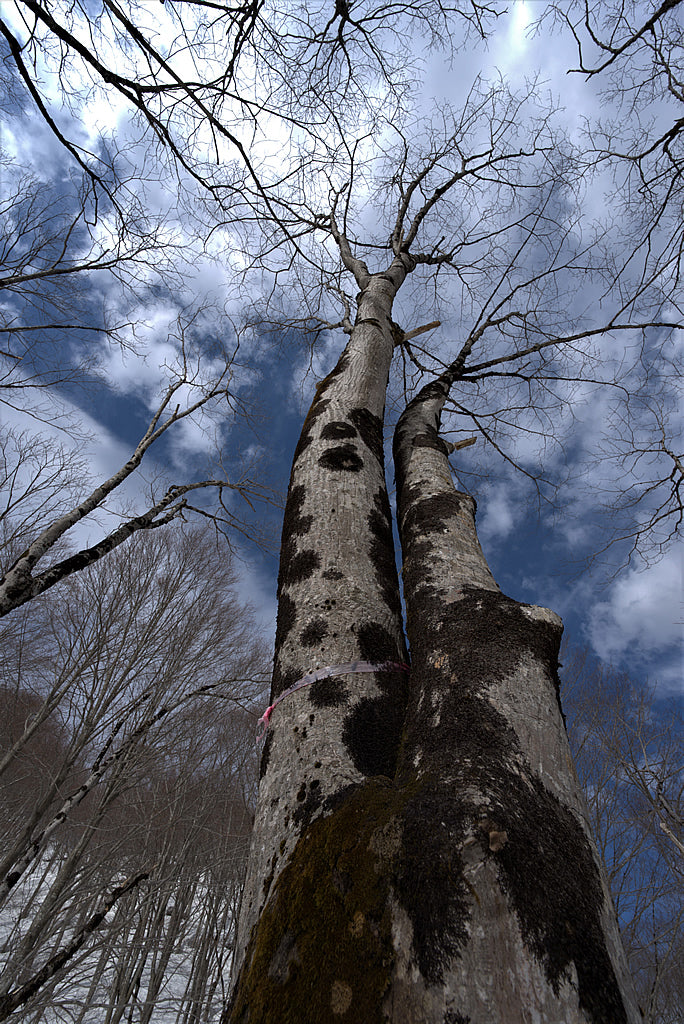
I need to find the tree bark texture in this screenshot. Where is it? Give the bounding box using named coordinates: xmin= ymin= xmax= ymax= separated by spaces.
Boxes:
xmin=387 ymin=375 xmax=642 ymax=1022
xmin=232 ymin=261 xmax=412 ymax=976
xmin=226 ymin=312 xmax=641 ymax=1024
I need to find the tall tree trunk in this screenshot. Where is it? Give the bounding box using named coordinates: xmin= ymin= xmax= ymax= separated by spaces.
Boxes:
xmin=226 ymin=332 xmax=641 ymax=1023
xmin=389 ymin=371 xmax=642 ymax=1023
xmin=228 ymin=259 xmax=412 ymax=1004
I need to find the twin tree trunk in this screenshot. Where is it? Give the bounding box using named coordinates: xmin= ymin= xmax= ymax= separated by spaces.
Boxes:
xmin=225 ymin=265 xmax=641 ymax=1023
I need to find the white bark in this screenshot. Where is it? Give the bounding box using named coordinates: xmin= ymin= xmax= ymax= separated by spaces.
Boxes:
xmin=230 ymin=257 xmax=413 ymax=988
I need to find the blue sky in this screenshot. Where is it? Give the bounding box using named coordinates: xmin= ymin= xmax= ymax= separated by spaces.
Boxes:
xmin=0 ymin=0 xmax=681 ymax=697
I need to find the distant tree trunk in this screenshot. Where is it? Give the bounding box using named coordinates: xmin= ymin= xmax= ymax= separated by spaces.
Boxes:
xmin=226 ymin=339 xmax=641 ymax=1023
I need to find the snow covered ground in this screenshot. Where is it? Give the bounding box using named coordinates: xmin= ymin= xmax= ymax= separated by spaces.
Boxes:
xmin=0 ymin=855 xmax=239 ymax=1023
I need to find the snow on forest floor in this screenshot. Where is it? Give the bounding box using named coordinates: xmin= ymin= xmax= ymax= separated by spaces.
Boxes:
xmin=0 ymin=857 xmax=235 ymax=1023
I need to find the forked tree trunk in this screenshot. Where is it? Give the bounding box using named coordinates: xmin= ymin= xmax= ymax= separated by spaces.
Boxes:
xmin=225 ymin=339 xmax=641 ymax=1023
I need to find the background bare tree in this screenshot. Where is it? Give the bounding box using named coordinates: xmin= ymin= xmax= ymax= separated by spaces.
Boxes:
xmin=540 ymin=0 xmax=684 ymax=563
xmin=562 ymin=645 xmax=683 ymax=1024
xmin=0 ymin=521 xmax=268 ymax=1022
xmin=0 ymin=150 xmax=179 ymax=392
xmin=0 ymin=342 xmax=273 ymax=619
xmin=0 ymin=1 xmax=500 ymax=203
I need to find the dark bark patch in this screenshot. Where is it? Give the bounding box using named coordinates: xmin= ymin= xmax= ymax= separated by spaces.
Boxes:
xmin=397 ymin=751 xmax=627 ymax=1021
xmin=413 ymin=432 xmax=450 ymax=457
xmin=311 ymin=349 xmax=351 ymax=404
xmin=400 ymin=481 xmax=424 ymax=516
xmin=262 ymin=851 xmax=279 ymax=899
xmin=343 ymin=689 xmax=406 ymax=778
xmin=444 ymin=1014 xmax=470 ymax=1024
xmin=350 ymin=407 xmax=384 ymax=465
xmin=403 ymin=492 xmax=470 ymax=537
xmin=409 ymin=380 xmax=446 ymax=405
xmin=318 ymin=444 xmax=363 ymax=472
xmin=449 ymin=588 xmax=561 ymax=708
xmin=292 ymin=779 xmax=324 ymax=828
xmin=399 ymin=587 xmax=563 ymax=777
xmin=273 ymin=593 xmax=296 ymax=650
xmin=322 ymin=567 xmax=344 ymax=581
xmin=342 ymin=632 xmax=409 ymax=777
xmin=308 ymin=395 xmax=333 ymax=422
xmin=292 ymin=429 xmax=313 ymax=464
xmin=271 ymin=665 xmax=302 ymax=703
xmin=309 ymin=676 xmax=349 ymax=708
xmin=401 ymin=538 xmax=433 ymax=601
xmin=283 ymin=549 xmax=320 ymax=589
xmin=320 ymin=420 xmax=357 ymax=440
xmin=278 ymin=484 xmax=316 ymax=596
xmin=299 ymin=617 xmax=329 ymax=647
xmin=292 ymin=398 xmax=331 ymax=464
xmin=495 ymin=773 xmax=628 ymax=1024
xmin=368 ymin=489 xmax=403 ymax=618
xmin=259 ymin=729 xmax=274 ymax=780
xmin=283 ymin=484 xmax=312 ymax=535
xmin=394 ymin=778 xmax=473 ymax=983
xmin=357 ymin=620 xmax=401 ymax=664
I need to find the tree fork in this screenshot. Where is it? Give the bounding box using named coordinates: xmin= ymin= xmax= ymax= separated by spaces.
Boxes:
xmin=226 ymin=362 xmax=642 ymax=1024
xmin=227 ymin=319 xmax=641 ymax=1021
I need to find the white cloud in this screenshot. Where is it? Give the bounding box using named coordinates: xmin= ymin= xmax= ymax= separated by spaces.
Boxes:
xmin=236 ymin=558 xmax=277 ymax=640
xmin=588 ymin=550 xmax=683 ymax=690
xmin=477 ymin=483 xmax=518 ymax=545
xmin=93 ymin=299 xmax=247 ymax=467
xmin=500 ymin=2 xmax=533 ymax=59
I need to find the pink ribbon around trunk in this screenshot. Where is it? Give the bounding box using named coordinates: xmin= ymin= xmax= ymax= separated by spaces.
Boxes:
xmin=256 ymin=660 xmax=410 ymax=742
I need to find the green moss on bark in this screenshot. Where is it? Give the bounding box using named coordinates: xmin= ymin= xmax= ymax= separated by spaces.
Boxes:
xmin=225 ymin=780 xmax=408 ymax=1024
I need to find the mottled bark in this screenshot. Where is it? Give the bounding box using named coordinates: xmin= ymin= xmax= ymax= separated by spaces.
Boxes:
xmin=226 ymin=327 xmax=640 ymax=1024
xmin=387 ymin=372 xmax=642 ymax=1023
xmin=230 ymin=257 xmax=412 ymax=991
